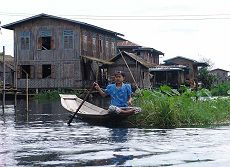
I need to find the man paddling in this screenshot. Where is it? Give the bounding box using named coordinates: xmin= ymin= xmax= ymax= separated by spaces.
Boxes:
xmin=94 ymin=71 xmax=140 ymax=114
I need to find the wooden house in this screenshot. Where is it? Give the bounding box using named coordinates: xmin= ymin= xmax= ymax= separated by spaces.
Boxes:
xmin=106 ymin=51 xmax=155 ymax=88
xmin=163 ymin=56 xmax=208 ymax=87
xmin=2 ymin=13 xmax=123 ymax=90
xmin=117 ymin=40 xmax=164 ymax=65
xmin=0 ymin=53 xmax=15 ymax=87
xmin=149 ymin=65 xmax=188 ymax=88
xmin=210 ymin=68 xmax=229 ymax=84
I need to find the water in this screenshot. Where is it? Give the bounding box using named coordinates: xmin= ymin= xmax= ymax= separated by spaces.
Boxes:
xmin=1 ymin=100 xmax=230 ymax=166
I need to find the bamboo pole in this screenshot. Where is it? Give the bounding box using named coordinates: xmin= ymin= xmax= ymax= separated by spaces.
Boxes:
xmin=118 ymin=50 xmax=139 ymax=90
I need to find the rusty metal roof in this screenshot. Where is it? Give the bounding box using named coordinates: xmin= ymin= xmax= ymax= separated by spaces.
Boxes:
xmin=133 ymin=47 xmax=164 ymax=55
xmin=149 ymin=65 xmax=188 ymax=72
xmin=117 ymin=40 xmax=141 ymax=47
xmin=2 ymin=13 xmax=123 ymax=36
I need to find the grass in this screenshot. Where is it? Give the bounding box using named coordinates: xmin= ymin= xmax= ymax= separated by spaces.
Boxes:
xmin=34 ymin=89 xmax=87 ymax=101
xmin=130 ymin=86 xmax=230 ymax=128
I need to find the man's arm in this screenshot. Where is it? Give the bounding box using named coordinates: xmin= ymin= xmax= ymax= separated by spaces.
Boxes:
xmin=94 ymin=83 xmax=107 ymax=97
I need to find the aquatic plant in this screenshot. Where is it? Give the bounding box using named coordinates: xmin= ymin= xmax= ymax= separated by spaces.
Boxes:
xmin=131 ymin=86 xmax=230 ymax=128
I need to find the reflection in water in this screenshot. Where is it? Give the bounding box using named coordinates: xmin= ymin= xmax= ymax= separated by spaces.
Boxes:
xmin=109 ymin=128 xmax=129 ymax=143
xmin=0 ymin=99 xmax=230 ymax=166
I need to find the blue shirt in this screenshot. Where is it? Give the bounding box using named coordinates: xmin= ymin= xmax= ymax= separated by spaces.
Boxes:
xmin=105 ymin=83 xmax=132 ymax=107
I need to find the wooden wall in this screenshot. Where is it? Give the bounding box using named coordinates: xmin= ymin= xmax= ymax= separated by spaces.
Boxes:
xmin=13 ymin=17 xmax=118 ymax=89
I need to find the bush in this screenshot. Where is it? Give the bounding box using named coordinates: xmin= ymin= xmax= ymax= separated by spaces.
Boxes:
xmin=211 ymin=83 xmax=230 ymax=96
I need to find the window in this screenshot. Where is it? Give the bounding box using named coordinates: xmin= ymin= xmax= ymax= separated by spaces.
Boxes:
xmin=83 ymin=34 xmax=87 ymax=51
xmin=105 ymin=40 xmax=109 ymax=56
xmin=21 ymin=65 xmax=31 ymax=79
xmin=42 ymin=64 xmax=51 ymax=78
xmin=20 ymin=31 xmax=30 ymax=50
xmin=111 ymin=41 xmax=115 ymax=56
xmin=38 ymin=30 xmax=54 ymax=50
xmin=63 ymin=30 xmax=73 ymax=49
xmin=92 ymin=37 xmax=96 ymax=53
xmin=99 ymin=38 xmax=103 ymax=53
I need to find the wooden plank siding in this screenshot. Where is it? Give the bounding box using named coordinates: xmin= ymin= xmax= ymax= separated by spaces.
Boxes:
xmin=80 ymin=29 xmax=116 ymax=60
xmin=9 ymin=15 xmax=119 ymax=90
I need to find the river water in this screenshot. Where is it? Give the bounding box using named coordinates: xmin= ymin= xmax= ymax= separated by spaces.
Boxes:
xmin=1 ymin=99 xmax=230 ymax=166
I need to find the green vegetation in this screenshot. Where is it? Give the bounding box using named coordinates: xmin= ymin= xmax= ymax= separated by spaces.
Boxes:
xmin=198 ymin=67 xmax=216 ymax=89
xmin=130 ymin=85 xmax=230 ymax=128
xmin=211 ymin=82 xmax=230 ymax=96
xmin=34 ymin=89 xmax=86 ymax=100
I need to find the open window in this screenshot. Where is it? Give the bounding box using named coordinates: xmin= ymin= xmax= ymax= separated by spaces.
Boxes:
xmin=98 ymin=38 xmax=103 ymax=54
xmin=21 ymin=65 xmax=31 ymax=79
xmin=41 ymin=37 xmax=51 ymax=50
xmin=42 ymin=64 xmax=51 ymax=78
xmin=37 ymin=30 xmax=54 ymax=50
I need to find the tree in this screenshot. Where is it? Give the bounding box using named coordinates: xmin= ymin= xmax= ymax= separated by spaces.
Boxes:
xmin=198 ymin=67 xmax=216 ymax=89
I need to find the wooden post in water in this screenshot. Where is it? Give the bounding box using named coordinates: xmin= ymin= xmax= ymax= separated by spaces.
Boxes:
xmin=2 ymin=46 xmax=6 ymax=110
xmin=14 ymin=45 xmax=18 ymax=108
xmin=26 ymin=73 xmax=29 ymax=112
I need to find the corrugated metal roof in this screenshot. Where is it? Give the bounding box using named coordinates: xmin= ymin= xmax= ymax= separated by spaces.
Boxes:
xmin=117 ymin=40 xmax=140 ymax=47
xmin=133 ymin=47 xmax=164 ymax=55
xmin=149 ymin=65 xmax=187 ymax=72
xmin=2 ymin=13 xmax=123 ymax=36
xmin=117 ymin=40 xmax=164 ymax=55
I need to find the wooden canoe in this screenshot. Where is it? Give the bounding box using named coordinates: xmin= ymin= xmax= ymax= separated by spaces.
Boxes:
xmin=59 ymin=94 xmax=134 ymax=122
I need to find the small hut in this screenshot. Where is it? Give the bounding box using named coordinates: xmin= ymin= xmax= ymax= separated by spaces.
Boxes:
xmin=0 ymin=53 xmax=15 ymax=88
xmin=106 ymin=51 xmax=155 ymax=88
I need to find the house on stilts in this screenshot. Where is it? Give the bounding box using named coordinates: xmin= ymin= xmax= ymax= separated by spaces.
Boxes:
xmin=2 ymin=13 xmax=123 ymax=91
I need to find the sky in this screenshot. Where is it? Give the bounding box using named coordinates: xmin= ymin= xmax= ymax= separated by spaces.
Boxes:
xmin=0 ymin=0 xmax=230 ymax=72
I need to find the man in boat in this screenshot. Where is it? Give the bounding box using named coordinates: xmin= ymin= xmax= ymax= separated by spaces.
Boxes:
xmin=94 ymin=71 xmax=141 ymax=114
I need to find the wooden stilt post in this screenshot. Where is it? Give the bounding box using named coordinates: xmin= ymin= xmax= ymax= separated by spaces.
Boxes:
xmin=2 ymin=46 xmax=5 ymax=110
xmin=26 ymin=73 xmax=29 ymax=112
xmin=14 ymin=45 xmax=18 ymax=108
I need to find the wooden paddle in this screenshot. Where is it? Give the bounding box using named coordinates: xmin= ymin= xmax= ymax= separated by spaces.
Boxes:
xmin=67 ymin=83 xmax=95 ymax=126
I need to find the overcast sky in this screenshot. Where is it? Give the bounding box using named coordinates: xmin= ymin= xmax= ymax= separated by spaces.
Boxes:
xmin=1 ymin=0 xmax=230 ymax=71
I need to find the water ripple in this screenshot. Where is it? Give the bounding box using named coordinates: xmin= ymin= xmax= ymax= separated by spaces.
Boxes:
xmin=1 ymin=102 xmax=230 ymax=166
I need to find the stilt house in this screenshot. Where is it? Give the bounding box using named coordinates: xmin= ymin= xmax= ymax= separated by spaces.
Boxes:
xmin=2 ymin=13 xmax=122 ymax=90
